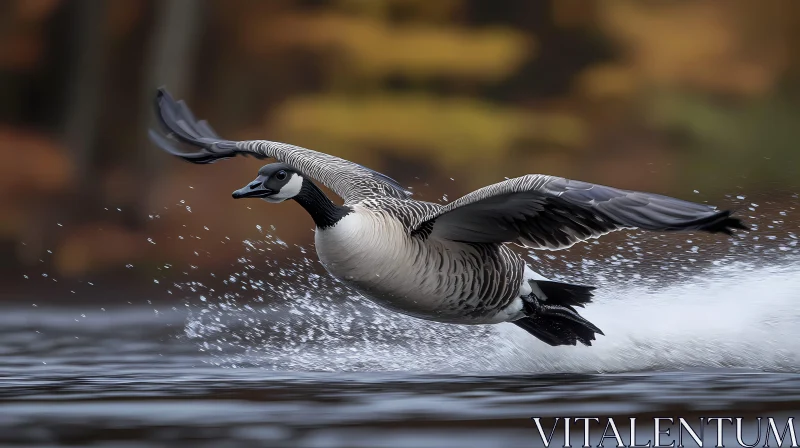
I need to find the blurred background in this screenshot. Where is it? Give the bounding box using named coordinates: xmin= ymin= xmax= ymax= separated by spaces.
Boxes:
xmin=2 ymin=0 xmax=799 ymax=299
xmin=3 ymin=2 xmax=800 ymax=447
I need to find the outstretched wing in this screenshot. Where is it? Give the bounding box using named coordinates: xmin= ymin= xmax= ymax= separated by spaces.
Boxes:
xmin=148 ymin=88 xmax=412 ymax=203
xmin=413 ymin=175 xmax=747 ymax=250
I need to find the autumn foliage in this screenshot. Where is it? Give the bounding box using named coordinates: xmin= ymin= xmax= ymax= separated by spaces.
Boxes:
xmin=1 ymin=0 xmax=798 ymax=282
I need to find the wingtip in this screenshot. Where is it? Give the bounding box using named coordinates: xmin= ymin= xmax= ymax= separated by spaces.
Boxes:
xmin=149 ymin=87 xmax=241 ymax=164
xmin=703 ymin=210 xmax=749 ymax=236
xmin=155 ymin=86 xmax=170 ymax=98
xmin=731 ymin=217 xmax=750 ymax=231
xmin=154 ymin=87 xmax=173 ymax=110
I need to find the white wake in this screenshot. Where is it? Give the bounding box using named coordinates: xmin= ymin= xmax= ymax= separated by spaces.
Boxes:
xmin=182 ymin=196 xmax=800 ymax=373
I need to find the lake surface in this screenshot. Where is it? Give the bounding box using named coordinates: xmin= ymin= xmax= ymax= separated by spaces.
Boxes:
xmin=3 ymin=260 xmax=800 ymax=447
xmin=4 ymin=198 xmax=800 ymax=447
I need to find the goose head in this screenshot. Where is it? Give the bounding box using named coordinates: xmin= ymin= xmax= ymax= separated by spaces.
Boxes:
xmin=232 ymin=163 xmax=304 ymax=203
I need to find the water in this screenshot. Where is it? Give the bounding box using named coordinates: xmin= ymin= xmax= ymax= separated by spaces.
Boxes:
xmin=4 ymin=197 xmax=800 ymax=447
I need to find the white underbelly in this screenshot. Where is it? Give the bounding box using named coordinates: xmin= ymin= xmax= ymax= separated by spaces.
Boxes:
xmin=315 ymin=211 xmax=438 ymax=314
xmin=314 ymin=208 xmax=524 ymax=324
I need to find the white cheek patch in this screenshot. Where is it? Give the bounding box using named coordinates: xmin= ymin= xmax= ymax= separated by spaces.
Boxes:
xmin=264 ymin=174 xmax=303 ymax=203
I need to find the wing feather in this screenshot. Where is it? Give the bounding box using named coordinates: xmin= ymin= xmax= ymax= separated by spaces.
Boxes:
xmin=414 ymin=175 xmax=747 ymax=250
xmin=149 ymin=88 xmax=411 ymax=203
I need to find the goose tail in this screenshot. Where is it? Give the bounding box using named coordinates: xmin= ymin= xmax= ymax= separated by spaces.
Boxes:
xmin=512 ymin=281 xmax=603 ymax=346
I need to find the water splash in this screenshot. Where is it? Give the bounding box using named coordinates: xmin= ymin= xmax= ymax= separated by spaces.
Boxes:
xmin=181 ymin=195 xmax=800 ymax=374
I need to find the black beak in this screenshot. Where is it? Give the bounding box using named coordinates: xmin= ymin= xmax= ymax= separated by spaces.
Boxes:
xmin=232 ymin=179 xmax=273 ymax=199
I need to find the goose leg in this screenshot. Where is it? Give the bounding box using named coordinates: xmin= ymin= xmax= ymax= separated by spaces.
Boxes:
xmin=512 ymin=282 xmax=603 ymax=346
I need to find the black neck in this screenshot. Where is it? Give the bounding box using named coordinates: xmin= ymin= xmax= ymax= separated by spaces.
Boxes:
xmin=292 ymin=179 xmax=351 ymax=229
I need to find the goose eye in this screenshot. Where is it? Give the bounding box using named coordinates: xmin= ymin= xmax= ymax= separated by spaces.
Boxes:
xmin=275 ymin=170 xmax=287 ymax=181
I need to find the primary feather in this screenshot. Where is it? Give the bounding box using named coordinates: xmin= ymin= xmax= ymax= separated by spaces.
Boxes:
xmin=150 ymin=88 xmax=412 ymax=202
xmin=413 ymin=175 xmax=747 ymax=250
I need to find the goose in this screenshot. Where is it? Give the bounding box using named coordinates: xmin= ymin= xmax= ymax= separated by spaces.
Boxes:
xmin=149 ymin=88 xmax=747 ymax=347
